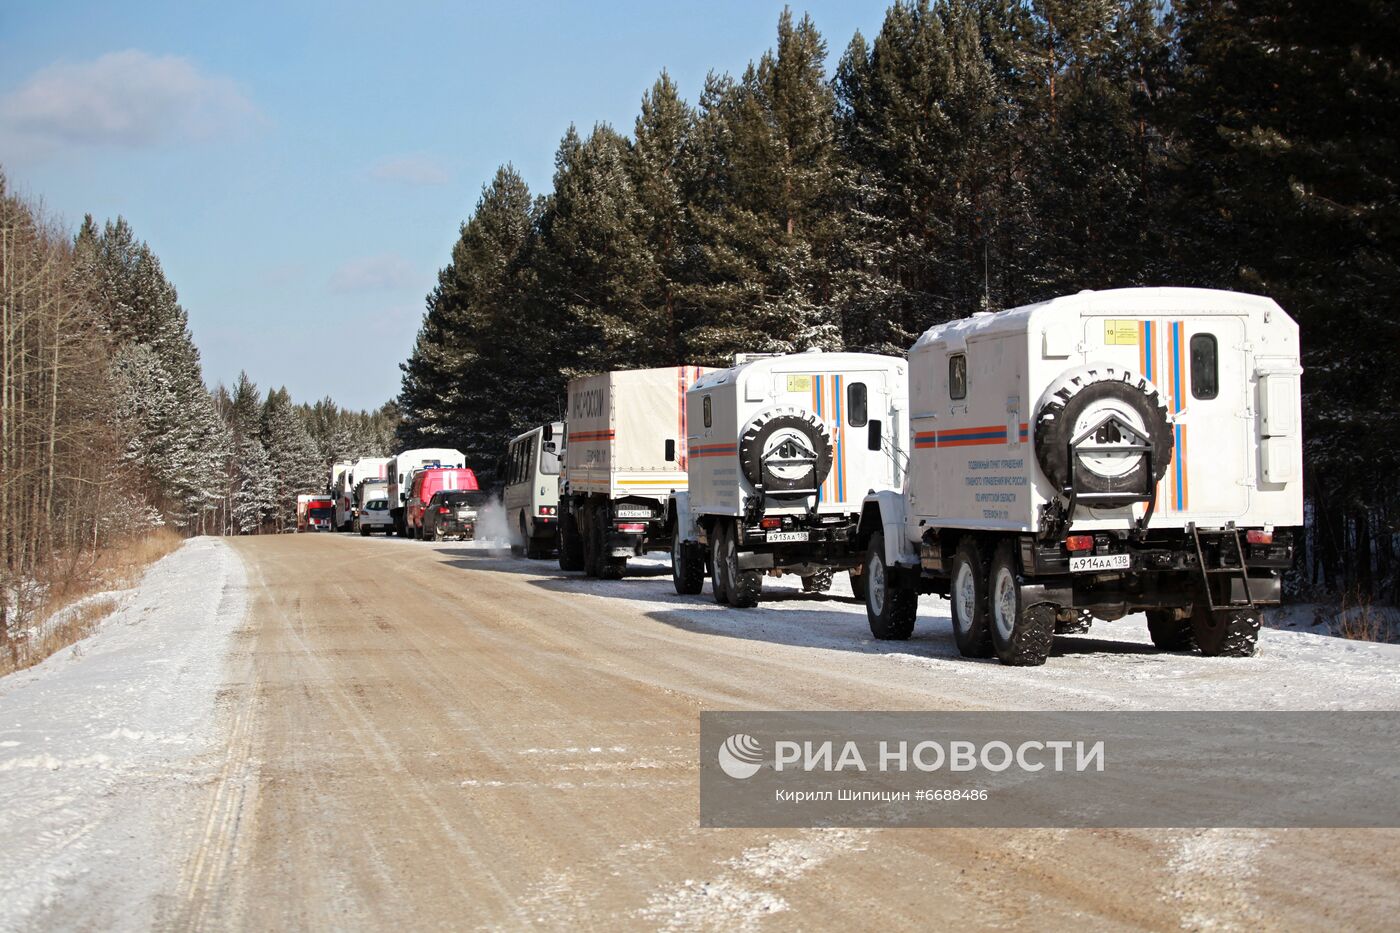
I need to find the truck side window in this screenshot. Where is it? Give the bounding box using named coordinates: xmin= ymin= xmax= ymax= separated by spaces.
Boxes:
xmin=847 ymin=382 xmax=868 ymax=427
xmin=949 ymin=354 xmax=967 ymax=400
xmin=703 ymin=395 xmax=712 ymax=428
xmin=1190 ymin=334 xmax=1218 ymax=400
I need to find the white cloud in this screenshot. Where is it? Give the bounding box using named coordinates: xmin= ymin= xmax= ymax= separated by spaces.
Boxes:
xmin=329 ymin=253 xmax=417 ymax=293
xmin=371 ymin=154 xmax=451 ymax=186
xmin=0 ymin=50 xmax=260 ymax=152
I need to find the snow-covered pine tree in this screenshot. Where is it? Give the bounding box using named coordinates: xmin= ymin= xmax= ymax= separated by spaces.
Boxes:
xmin=260 ymin=387 xmax=324 ymax=529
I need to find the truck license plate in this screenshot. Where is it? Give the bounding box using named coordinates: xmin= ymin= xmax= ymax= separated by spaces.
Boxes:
xmin=1070 ymin=553 xmax=1131 ymax=573
xmin=457 ymin=510 xmax=474 ymax=519
xmin=766 ymin=531 xmax=809 ymax=543
xmin=615 ymin=508 xmax=651 ymax=518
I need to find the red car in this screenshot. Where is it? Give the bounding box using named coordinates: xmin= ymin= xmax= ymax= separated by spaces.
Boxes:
xmin=406 ymin=468 xmax=479 ymax=539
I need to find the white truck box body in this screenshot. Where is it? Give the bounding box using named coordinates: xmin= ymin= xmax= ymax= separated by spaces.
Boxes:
xmin=686 ymin=351 xmax=909 ymax=519
xmin=896 ymin=287 xmax=1303 ymax=553
xmin=564 ymin=367 xmax=710 ymax=504
xmin=387 ymin=448 xmax=466 ymax=509
xmin=337 ymin=456 xmax=390 ymax=527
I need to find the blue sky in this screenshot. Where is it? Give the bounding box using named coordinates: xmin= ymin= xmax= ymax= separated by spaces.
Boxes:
xmin=0 ymin=0 xmax=890 ymax=411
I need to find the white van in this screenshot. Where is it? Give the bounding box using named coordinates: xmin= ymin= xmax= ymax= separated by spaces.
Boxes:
xmin=354 ymin=480 xmax=392 ymax=535
xmin=503 ymin=423 xmax=563 ymax=559
xmin=670 ymin=351 xmax=908 ymax=606
xmin=386 ymin=448 xmax=466 ymax=536
xmin=858 ymin=287 xmax=1304 ymax=664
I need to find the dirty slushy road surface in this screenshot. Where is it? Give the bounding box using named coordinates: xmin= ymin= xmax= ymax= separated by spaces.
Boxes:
xmin=141 ymin=534 xmax=1400 ymax=928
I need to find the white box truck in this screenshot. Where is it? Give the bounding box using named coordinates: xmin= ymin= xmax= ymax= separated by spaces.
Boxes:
xmin=502 ymin=422 xmax=563 ymax=559
xmin=558 ymin=367 xmax=710 ymax=578
xmin=336 ymin=456 xmax=390 ymax=530
xmin=386 ymin=448 xmax=466 ymax=536
xmin=857 ymin=287 xmax=1303 ymax=665
xmin=327 ymin=460 xmax=353 ymax=528
xmin=669 ymin=350 xmax=909 ymax=605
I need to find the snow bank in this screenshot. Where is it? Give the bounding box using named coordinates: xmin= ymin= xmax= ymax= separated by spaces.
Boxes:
xmin=0 ymin=536 xmax=247 ymax=930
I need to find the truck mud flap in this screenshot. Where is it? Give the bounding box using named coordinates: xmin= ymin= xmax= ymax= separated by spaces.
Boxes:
xmin=738 ymin=551 xmax=776 ymax=571
xmin=1020 ymin=583 xmax=1073 ymax=609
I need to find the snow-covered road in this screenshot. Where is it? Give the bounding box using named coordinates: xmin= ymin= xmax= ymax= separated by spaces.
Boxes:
xmin=1 ymin=532 xmax=1397 ymax=930
xmin=0 ymin=537 xmax=247 ymax=930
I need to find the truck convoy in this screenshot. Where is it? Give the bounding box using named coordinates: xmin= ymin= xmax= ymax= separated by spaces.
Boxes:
xmin=670 ymin=351 xmax=908 ymax=606
xmin=315 ymin=286 xmax=1303 ymax=668
xmin=387 ymin=448 xmax=466 ymax=536
xmin=503 ymin=422 xmax=563 ymax=558
xmin=855 ymin=287 xmax=1303 ymax=664
xmin=558 ymin=367 xmax=711 ymax=579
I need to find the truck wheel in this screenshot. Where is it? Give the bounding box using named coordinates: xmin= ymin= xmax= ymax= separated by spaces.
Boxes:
xmin=525 ymin=531 xmax=550 ymax=560
xmin=1146 ymin=609 xmax=1194 ymax=650
xmin=1034 ymin=366 xmax=1173 ymax=501
xmin=511 ymin=516 xmax=527 ymax=556
xmin=801 ymin=567 xmax=834 ymax=594
xmin=988 ymin=541 xmax=1054 ymax=666
xmin=592 ymin=502 xmax=626 ymax=580
xmin=1191 ymin=605 xmax=1260 ymax=657
xmin=719 ymin=521 xmax=761 ymax=608
xmin=949 ymin=538 xmax=994 ymax=658
xmin=581 ymin=505 xmax=600 ymax=576
xmin=671 ymin=529 xmax=705 ymax=596
xmin=709 ymin=527 xmax=731 ymax=604
xmin=866 ymin=534 xmax=916 ymax=640
xmin=849 ymin=569 xmax=867 ymax=601
xmin=1055 ymin=610 xmax=1093 ymax=634
xmin=558 ymin=507 xmax=585 ymax=571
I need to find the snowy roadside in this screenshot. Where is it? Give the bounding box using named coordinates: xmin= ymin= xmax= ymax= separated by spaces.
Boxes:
xmin=0 ymin=536 xmax=247 ymax=931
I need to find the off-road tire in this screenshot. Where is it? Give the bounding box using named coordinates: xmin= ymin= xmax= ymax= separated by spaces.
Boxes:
xmin=558 ymin=507 xmax=585 ymax=572
xmin=1034 ymin=366 xmax=1173 ymax=500
xmin=988 ymin=540 xmax=1054 ymax=666
xmin=671 ymin=529 xmax=705 ymax=596
xmin=849 ymin=569 xmax=867 ymax=601
xmin=801 ymin=567 xmax=834 ymax=594
xmin=593 ymin=502 xmax=625 ymax=580
xmin=718 ymin=521 xmax=761 ymax=608
xmin=1055 ymin=610 xmax=1094 ymax=635
xmin=738 ymin=410 xmax=832 ymax=499
xmin=1191 ymin=605 xmax=1260 ymax=657
xmin=1146 ymin=609 xmax=1195 ymax=650
xmin=709 ymin=525 xmax=731 ymax=605
xmin=865 ymin=534 xmax=917 ymax=640
xmin=949 ymin=538 xmax=995 ymax=658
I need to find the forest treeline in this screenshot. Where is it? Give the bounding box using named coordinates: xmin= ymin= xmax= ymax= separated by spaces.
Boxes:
xmin=0 ymin=178 xmax=397 ymax=649
xmin=397 ymin=0 xmax=1398 ymax=602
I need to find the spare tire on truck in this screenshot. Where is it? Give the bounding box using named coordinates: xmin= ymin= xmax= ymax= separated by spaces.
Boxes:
xmin=1033 ymin=365 xmax=1173 ymax=503
xmin=738 ymin=409 xmax=832 ymax=499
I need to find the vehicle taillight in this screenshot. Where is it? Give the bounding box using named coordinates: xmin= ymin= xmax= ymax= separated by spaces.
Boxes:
xmin=615 ymin=522 xmax=646 ymax=533
xmin=1065 ymin=535 xmax=1094 ymax=552
xmin=437 ymin=506 xmax=449 ymax=514
xmin=760 ymin=517 xmax=782 ymax=530
xmin=539 ymin=505 xmax=556 ymax=515
xmin=1245 ymin=530 xmax=1273 ymax=545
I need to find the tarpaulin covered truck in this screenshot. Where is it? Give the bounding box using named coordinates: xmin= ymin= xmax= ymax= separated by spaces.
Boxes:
xmin=558 ymin=367 xmax=710 ymax=579
xmin=857 ymin=287 xmax=1304 ymax=665
xmin=669 ymin=350 xmax=909 ymax=606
